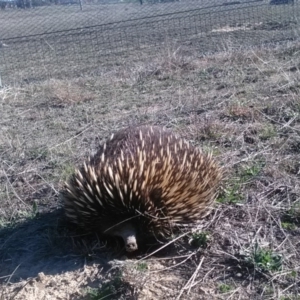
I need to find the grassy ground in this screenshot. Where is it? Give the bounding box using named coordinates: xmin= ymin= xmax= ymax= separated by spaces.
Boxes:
xmin=0 ymin=38 xmax=300 ymax=299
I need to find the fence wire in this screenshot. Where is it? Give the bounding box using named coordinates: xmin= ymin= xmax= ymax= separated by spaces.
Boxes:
xmin=0 ymin=0 xmax=299 ymax=85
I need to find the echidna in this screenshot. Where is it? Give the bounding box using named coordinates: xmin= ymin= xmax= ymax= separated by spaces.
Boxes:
xmin=61 ymin=125 xmax=222 ymax=252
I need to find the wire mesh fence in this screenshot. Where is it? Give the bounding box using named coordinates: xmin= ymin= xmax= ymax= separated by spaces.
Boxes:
xmin=0 ymin=0 xmax=299 ymax=85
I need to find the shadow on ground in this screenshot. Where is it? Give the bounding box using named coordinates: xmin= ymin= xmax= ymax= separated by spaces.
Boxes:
xmin=0 ymin=209 xmax=112 ymax=283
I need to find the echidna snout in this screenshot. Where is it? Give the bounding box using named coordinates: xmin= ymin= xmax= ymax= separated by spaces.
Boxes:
xmin=106 ymin=222 xmax=138 ymax=252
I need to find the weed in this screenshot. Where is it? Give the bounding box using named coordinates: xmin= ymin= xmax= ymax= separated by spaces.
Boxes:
xmin=259 ymin=124 xmax=277 ymax=140
xmin=217 ymin=183 xmax=243 ymax=204
xmin=281 ymin=221 xmax=296 ymax=230
xmin=136 ymin=262 xmax=148 ymax=272
xmin=218 ymin=283 xmax=233 ymax=293
xmin=190 ymin=232 xmax=210 ymax=248
xmin=291 ymin=270 xmax=297 ymax=277
xmin=244 ymin=242 xmax=282 ymax=273
xmin=240 ymin=161 xmax=264 ymax=182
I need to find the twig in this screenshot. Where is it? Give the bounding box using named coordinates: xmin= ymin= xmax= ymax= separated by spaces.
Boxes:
xmin=150 ymin=250 xmax=198 ymax=274
xmin=176 ymin=256 xmax=205 ymax=300
xmin=187 ymin=256 xmax=205 ymax=294
xmin=137 ymin=231 xmax=190 ymax=261
xmin=49 ymin=124 xmax=92 ymax=150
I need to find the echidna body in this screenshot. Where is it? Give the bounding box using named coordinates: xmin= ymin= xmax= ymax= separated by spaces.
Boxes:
xmin=61 ymin=126 xmax=222 ymax=252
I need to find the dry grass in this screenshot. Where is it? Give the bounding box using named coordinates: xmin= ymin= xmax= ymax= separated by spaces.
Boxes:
xmin=0 ymin=40 xmax=300 ymax=299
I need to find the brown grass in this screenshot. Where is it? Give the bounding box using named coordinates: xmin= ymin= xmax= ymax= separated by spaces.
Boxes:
xmin=0 ymin=40 xmax=300 ymax=299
